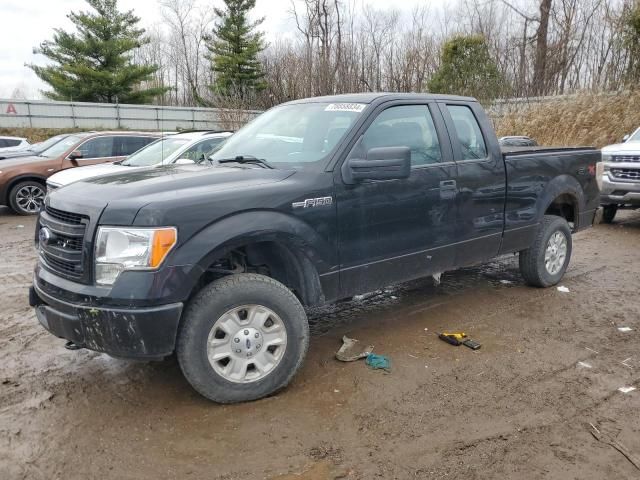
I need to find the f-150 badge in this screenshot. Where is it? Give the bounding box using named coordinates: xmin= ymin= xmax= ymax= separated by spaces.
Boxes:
xmin=292 ymin=197 xmax=333 ymax=209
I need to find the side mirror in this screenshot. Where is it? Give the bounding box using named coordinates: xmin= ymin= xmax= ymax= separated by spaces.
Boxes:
xmin=174 ymin=158 xmax=195 ymax=165
xmin=342 ymin=146 xmax=411 ymax=184
xmin=68 ymin=150 xmax=83 ymax=160
xmin=622 ymin=134 xmax=630 ymax=143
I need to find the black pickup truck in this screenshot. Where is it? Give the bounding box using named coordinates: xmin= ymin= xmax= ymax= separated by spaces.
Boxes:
xmin=30 ymin=93 xmax=601 ymax=403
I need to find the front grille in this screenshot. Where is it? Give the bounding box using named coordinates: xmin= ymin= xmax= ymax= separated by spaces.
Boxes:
xmin=41 ymin=251 xmax=82 ymax=277
xmin=610 ymin=168 xmax=640 ymax=181
xmin=45 ymin=206 xmax=86 ymax=225
xmin=38 ymin=207 xmax=89 ymax=280
xmin=612 ymin=155 xmax=640 ymax=163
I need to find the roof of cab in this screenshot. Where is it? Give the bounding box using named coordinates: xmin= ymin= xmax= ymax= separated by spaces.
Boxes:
xmin=284 ymin=92 xmax=477 ymax=105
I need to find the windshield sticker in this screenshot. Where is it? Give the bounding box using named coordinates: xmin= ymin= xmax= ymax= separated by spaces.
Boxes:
xmin=324 ymin=103 xmax=366 ymax=113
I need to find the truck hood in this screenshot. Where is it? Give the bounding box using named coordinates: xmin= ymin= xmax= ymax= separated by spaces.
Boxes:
xmin=48 ymin=162 xmax=135 ymax=186
xmin=48 ymin=164 xmax=295 ymax=225
xmin=602 ymin=141 xmax=640 ymax=154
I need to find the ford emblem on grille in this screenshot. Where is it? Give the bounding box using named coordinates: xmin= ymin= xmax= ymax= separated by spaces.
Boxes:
xmin=39 ymin=227 xmax=53 ymax=246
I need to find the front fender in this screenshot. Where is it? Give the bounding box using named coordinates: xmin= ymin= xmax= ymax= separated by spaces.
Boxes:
xmin=170 ymin=209 xmax=337 ymax=278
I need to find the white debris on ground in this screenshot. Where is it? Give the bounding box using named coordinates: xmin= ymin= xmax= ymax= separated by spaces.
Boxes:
xmin=618 ymin=386 xmax=636 ymax=394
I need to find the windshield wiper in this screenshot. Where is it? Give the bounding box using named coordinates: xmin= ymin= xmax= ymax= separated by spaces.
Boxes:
xmin=216 ymin=155 xmax=275 ymax=169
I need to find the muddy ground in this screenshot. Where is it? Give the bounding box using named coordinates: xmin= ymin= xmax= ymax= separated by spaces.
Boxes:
xmin=1 ymin=207 xmax=639 ymax=480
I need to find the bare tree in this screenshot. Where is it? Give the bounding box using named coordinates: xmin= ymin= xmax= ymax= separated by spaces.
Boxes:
xmin=133 ymin=0 xmax=636 ymax=111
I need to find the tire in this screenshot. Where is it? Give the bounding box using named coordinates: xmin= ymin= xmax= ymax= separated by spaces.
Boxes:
xmin=177 ymin=273 xmax=309 ymax=403
xmin=519 ymin=215 xmax=573 ymax=288
xmin=9 ymin=180 xmax=46 ymax=215
xmin=602 ymin=205 xmax=618 ymax=224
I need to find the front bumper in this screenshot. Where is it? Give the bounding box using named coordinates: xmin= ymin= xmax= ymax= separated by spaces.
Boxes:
xmin=30 ymin=282 xmax=183 ymax=359
xmin=600 ymin=170 xmax=640 ymax=205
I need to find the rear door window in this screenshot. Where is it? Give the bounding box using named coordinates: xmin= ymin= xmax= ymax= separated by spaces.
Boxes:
xmin=446 ymin=105 xmax=487 ymax=160
xmin=115 ymin=136 xmax=156 ymax=157
xmin=78 ymin=136 xmax=115 ymax=159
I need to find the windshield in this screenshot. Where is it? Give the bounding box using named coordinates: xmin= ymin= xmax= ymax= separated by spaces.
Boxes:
xmin=121 ymin=137 xmax=189 ymax=166
xmin=40 ymin=135 xmax=84 ymax=158
xmin=209 ymin=102 xmax=366 ymax=169
xmin=32 ymin=134 xmax=68 ymax=153
xmin=628 ymin=129 xmax=640 ymax=142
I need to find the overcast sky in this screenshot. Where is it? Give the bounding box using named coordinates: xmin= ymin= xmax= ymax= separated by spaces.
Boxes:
xmin=0 ymin=0 xmax=442 ymax=99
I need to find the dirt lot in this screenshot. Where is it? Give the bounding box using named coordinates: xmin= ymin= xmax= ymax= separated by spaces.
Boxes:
xmin=1 ymin=207 xmax=639 ymax=480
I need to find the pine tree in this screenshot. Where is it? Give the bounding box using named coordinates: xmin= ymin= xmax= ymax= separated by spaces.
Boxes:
xmin=428 ymin=35 xmax=509 ymax=104
xmin=28 ymin=0 xmax=168 ymax=104
xmin=206 ymin=0 xmax=266 ymax=100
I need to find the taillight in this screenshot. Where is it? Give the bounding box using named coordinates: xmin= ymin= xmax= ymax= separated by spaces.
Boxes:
xmin=595 ymin=162 xmax=604 ymax=191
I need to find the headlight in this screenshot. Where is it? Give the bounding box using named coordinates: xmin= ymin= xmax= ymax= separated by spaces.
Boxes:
xmin=95 ymin=227 xmax=177 ymax=285
xmin=601 ymin=153 xmax=612 ymax=162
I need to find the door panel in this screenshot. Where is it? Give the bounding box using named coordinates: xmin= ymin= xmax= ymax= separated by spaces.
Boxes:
xmin=335 ymin=103 xmax=458 ymax=297
xmin=438 ymin=102 xmax=506 ymax=266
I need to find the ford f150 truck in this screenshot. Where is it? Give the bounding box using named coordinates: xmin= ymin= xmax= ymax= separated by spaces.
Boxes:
xmin=30 ymin=93 xmax=601 ymax=403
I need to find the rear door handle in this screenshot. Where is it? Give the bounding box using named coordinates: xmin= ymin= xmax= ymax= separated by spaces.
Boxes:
xmin=440 ymin=180 xmax=456 ymax=188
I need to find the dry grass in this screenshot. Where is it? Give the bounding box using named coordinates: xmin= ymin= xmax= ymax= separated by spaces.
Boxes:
xmin=495 ymin=91 xmax=640 ymax=148
xmin=0 ymin=128 xmax=85 ymax=144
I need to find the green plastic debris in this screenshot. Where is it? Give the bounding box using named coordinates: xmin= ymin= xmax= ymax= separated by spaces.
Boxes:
xmin=366 ymin=353 xmax=391 ymax=372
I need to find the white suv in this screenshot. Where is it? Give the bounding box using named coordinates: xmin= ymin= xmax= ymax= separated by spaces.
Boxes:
xmin=47 ymin=131 xmax=232 ymax=191
xmin=599 ymin=127 xmax=640 ymax=223
xmin=0 ymin=136 xmax=30 ymax=153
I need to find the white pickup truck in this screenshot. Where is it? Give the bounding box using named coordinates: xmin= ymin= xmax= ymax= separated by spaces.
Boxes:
xmin=600 ymin=127 xmax=640 ymax=223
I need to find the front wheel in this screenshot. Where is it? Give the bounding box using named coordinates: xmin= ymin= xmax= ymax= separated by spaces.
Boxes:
xmin=9 ymin=180 xmax=46 ymax=215
xmin=519 ymin=215 xmax=573 ymax=288
xmin=177 ymin=274 xmax=309 ymax=403
xmin=602 ymin=205 xmax=618 ymax=224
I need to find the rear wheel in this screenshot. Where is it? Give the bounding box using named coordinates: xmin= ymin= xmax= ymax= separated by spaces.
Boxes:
xmin=177 ymin=274 xmax=309 ymax=403
xmin=9 ymin=180 xmax=46 ymax=215
xmin=602 ymin=205 xmax=618 ymax=224
xmin=519 ymin=215 xmax=572 ymax=287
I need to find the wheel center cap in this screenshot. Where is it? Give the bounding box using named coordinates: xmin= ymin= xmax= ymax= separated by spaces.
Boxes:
xmin=232 ymin=327 xmax=262 ymax=358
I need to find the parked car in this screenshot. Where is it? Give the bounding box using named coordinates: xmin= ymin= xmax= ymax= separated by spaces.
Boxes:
xmin=31 ymin=93 xmax=600 ymax=403
xmin=499 ymin=136 xmax=538 ymax=147
xmin=598 ymin=127 xmax=640 ymax=223
xmin=0 ymin=136 xmax=30 ymax=153
xmin=47 ymin=131 xmax=233 ymax=191
xmin=0 ymin=134 xmax=72 ymax=161
xmin=0 ymin=131 xmax=159 ymax=215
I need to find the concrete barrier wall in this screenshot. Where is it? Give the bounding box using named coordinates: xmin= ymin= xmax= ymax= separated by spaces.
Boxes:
xmin=0 ymin=99 xmax=261 ymax=131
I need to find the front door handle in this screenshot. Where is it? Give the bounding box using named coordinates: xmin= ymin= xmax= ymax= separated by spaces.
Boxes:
xmin=440 ymin=180 xmax=457 ymax=188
